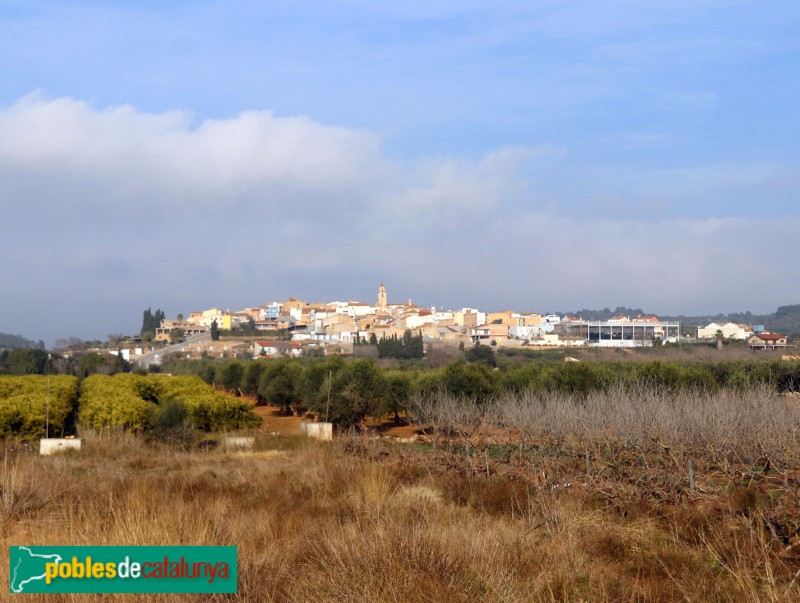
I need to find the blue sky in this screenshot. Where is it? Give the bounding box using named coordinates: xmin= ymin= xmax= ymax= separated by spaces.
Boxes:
xmin=1 ymin=1 xmax=799 ymax=343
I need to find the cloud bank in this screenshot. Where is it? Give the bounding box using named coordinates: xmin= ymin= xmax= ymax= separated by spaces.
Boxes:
xmin=0 ymin=94 xmax=797 ymax=342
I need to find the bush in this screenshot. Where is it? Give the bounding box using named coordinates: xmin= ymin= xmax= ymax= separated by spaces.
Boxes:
xmin=78 ymin=374 xmax=260 ymax=433
xmin=442 ymin=361 xmax=496 ymax=403
xmin=150 ymin=399 xmax=194 ymax=445
xmin=79 ymin=374 xmax=156 ymax=431
xmin=0 ymin=375 xmax=78 ymax=439
xmin=464 ymin=344 xmax=496 ymax=367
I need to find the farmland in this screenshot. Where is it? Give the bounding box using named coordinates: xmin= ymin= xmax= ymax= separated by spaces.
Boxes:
xmin=1 ymin=363 xmax=799 ymax=600
xmin=0 ymin=374 xmax=259 ymax=438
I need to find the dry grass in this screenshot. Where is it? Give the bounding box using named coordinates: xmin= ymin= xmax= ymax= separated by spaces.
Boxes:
xmin=0 ymin=426 xmax=798 ymax=602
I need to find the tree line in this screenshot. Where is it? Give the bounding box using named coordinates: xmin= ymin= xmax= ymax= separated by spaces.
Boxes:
xmin=161 ymin=354 xmax=800 ymax=427
xmin=0 ymin=348 xmax=130 ymax=378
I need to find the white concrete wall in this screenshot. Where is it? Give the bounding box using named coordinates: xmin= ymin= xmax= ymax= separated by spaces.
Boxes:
xmin=40 ymin=438 xmax=84 ymax=455
xmin=224 ymin=436 xmax=255 ymax=450
xmin=300 ymin=422 xmax=333 ymax=441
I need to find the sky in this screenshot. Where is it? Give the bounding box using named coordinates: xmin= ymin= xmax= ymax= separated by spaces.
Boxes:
xmin=1 ymin=1 xmax=799 ymax=344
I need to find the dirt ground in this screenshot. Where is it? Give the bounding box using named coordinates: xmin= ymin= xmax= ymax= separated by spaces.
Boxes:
xmin=239 ymin=395 xmax=422 ymax=439
xmin=248 ymin=403 xmax=306 ymax=435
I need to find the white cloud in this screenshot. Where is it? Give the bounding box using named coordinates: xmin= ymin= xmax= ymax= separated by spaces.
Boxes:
xmin=0 ymin=93 xmax=384 ymax=212
xmin=0 ymin=94 xmax=796 ymax=342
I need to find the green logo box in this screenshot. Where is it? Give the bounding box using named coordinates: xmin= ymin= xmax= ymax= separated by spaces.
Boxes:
xmin=9 ymin=546 xmax=237 ymax=594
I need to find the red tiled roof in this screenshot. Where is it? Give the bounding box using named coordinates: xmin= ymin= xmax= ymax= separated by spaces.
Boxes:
xmin=751 ymin=333 xmax=785 ymax=341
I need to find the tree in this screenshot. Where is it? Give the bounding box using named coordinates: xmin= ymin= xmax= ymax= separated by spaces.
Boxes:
xmin=210 ymin=319 xmax=220 ymax=341
xmin=2 ymin=348 xmax=49 ymax=375
xmin=200 ymin=363 xmax=216 ymax=385
xmin=169 ymin=329 xmax=185 ymax=344
xmin=140 ymin=308 xmax=165 ymax=341
xmin=0 ymin=332 xmax=42 ymax=350
xmin=385 ymin=371 xmax=412 ymax=423
xmin=53 ymin=337 xmax=86 ymax=352
xmin=442 ymin=360 xmax=496 ymax=402
xmin=464 ymin=342 xmax=496 ymax=368
xmin=324 ymin=359 xmax=387 ymax=427
xmin=377 ymin=330 xmax=424 ymax=359
xmin=241 ymin=361 xmax=267 ymax=400
xmin=297 ymin=356 xmax=346 ymax=412
xmin=258 ymin=359 xmax=304 ymax=413
xmin=77 ymin=352 xmax=108 ymax=377
xmin=216 ymin=361 xmax=244 ymax=393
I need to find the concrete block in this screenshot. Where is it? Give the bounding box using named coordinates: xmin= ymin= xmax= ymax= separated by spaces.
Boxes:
xmin=300 ymin=422 xmax=333 ymax=441
xmin=39 ymin=438 xmax=84 ymax=455
xmin=224 ymin=436 xmax=255 ymax=450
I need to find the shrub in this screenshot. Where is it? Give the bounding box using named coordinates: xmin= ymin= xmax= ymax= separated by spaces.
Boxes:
xmin=78 ymin=374 xmax=260 ymax=433
xmin=150 ymin=399 xmax=194 ymax=445
xmin=0 ymin=375 xmax=78 ymax=439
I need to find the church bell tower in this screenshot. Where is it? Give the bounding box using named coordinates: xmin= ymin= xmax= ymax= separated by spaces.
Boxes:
xmin=377 ymin=283 xmax=387 ymax=310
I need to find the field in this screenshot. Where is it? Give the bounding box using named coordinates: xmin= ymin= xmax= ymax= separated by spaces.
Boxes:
xmin=1 ymin=367 xmax=799 ymax=601
xmin=0 ymin=390 xmax=798 ymax=601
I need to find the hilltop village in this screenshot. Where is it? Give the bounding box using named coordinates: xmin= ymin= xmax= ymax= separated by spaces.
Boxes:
xmin=102 ymin=284 xmax=789 ymax=365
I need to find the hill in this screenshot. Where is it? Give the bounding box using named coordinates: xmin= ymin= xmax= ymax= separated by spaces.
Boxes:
xmin=0 ymin=332 xmax=44 ymax=350
xmin=552 ymin=305 xmax=800 ymax=336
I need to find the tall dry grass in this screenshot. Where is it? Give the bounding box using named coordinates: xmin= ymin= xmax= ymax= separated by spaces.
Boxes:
xmin=0 ymin=425 xmax=797 ymax=601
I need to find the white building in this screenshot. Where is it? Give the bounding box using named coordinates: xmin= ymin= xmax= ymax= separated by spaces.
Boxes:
xmin=697 ymin=322 xmax=752 ymax=340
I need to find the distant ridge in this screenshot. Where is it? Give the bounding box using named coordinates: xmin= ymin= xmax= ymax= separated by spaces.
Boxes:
xmin=0 ymin=333 xmax=44 ymax=350
xmin=550 ymin=305 xmax=800 ymax=336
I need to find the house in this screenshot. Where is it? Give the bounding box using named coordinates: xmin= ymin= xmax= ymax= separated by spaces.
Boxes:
xmin=254 ymin=319 xmax=279 ymax=331
xmin=186 ymin=308 xmax=235 ymax=330
xmin=519 ymin=312 xmax=543 ymax=326
xmin=237 ymin=308 xmax=261 ymax=321
xmin=260 ymin=302 xmax=283 ymax=320
xmin=402 ymin=310 xmax=435 ymax=330
xmin=431 ymin=308 xmax=454 ymax=322
xmin=525 ymin=334 xmax=586 ymax=347
xmin=486 ymin=310 xmax=516 ymax=326
xmin=747 ymin=333 xmax=790 ymax=350
xmin=154 ymin=320 xmax=208 ymax=342
xmin=252 ymin=341 xmax=303 ymax=357
xmin=454 ymin=308 xmax=485 ymax=328
xmin=470 ymin=323 xmax=509 ymax=344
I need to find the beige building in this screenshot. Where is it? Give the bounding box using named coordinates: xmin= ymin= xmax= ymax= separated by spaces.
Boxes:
xmin=747 ymin=333 xmax=789 ymax=350
xmin=470 ymin=323 xmax=509 ymax=344
xmin=155 ymin=320 xmax=208 ymax=342
xmin=486 ymin=311 xmax=516 ymax=326
xmin=454 ymin=308 xmax=484 ymax=328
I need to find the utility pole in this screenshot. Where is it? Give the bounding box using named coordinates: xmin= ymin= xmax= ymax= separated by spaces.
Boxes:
xmin=45 ymin=353 xmax=52 ymax=438
xmin=325 ymin=370 xmax=332 ymax=423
